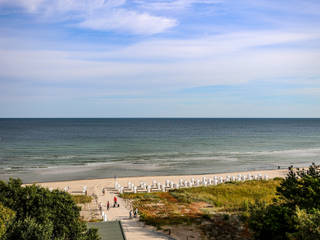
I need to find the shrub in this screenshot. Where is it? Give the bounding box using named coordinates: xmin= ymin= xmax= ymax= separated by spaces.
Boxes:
xmin=0 ymin=203 xmax=15 ymax=238
xmin=0 ymin=178 xmax=100 ymax=240
xmin=248 ymin=202 xmax=295 ymax=240
xmin=5 ymin=217 xmax=53 ymax=240
xmin=247 ymin=164 xmax=320 ymax=240
xmin=277 ymin=163 xmax=320 ymax=210
xmin=289 ymin=207 xmax=320 ymax=240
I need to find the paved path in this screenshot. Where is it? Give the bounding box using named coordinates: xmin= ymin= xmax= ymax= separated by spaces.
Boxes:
xmin=88 ymin=221 xmax=126 ymax=240
xmin=96 ymin=187 xmax=130 ymax=221
xmin=121 ymin=219 xmax=170 ymax=240
xmin=91 ymin=184 xmax=170 ymax=239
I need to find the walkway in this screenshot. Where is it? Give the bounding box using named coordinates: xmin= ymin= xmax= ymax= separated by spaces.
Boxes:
xmin=88 ymin=221 xmax=126 ymax=240
xmin=88 ymin=184 xmax=170 ymax=239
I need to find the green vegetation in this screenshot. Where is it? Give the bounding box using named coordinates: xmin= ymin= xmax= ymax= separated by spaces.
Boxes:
xmin=0 ymin=203 xmax=15 ymax=239
xmin=0 ymin=178 xmax=100 ymax=240
xmin=123 ymin=164 xmax=320 ymax=239
xmin=72 ymin=195 xmax=93 ymax=204
xmin=293 ymin=207 xmax=320 ymax=240
xmin=247 ymin=163 xmax=320 ymax=240
xmin=171 ymin=179 xmax=281 ymax=211
xmin=122 ymin=179 xmax=281 ymax=227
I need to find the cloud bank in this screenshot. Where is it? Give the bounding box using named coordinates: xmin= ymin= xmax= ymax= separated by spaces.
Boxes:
xmin=0 ymin=0 xmax=320 ymax=117
xmin=0 ymin=0 xmax=177 ymax=34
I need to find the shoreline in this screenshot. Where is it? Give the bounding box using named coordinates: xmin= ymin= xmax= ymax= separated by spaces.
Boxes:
xmin=19 ymin=166 xmax=290 ymax=185
xmin=32 ymin=168 xmax=290 ymax=223
xmin=28 ymin=167 xmax=291 ymax=237
xmin=36 ymin=168 xmax=289 ymax=189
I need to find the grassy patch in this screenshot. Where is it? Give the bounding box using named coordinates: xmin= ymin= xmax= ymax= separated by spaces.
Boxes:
xmin=122 ymin=179 xmax=282 ymax=227
xmin=72 ymin=195 xmax=93 ymax=204
xmin=171 ymin=180 xmax=281 ymax=212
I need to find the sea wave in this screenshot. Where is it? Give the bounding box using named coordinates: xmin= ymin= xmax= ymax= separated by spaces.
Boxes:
xmin=227 ymin=148 xmax=320 ymax=157
xmin=1 ymin=148 xmax=319 ymax=172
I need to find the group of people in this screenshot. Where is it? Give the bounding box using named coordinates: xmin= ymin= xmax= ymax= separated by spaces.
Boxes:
xmin=105 ymin=196 xmax=119 ymax=210
xmin=101 ymin=193 xmax=139 ymax=220
xmin=102 ymin=185 xmax=139 ymax=220
xmin=129 ymin=208 xmax=138 ymax=219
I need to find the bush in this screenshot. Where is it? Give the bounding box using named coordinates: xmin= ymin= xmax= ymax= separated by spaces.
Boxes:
xmin=0 ymin=203 xmax=15 ymax=238
xmin=0 ymin=178 xmax=100 ymax=240
xmin=247 ymin=164 xmax=320 ymax=240
xmin=248 ymin=202 xmax=295 ymax=240
xmin=277 ymin=163 xmax=320 ymax=210
xmin=289 ymin=207 xmax=320 ymax=240
xmin=5 ymin=217 xmax=53 ymax=240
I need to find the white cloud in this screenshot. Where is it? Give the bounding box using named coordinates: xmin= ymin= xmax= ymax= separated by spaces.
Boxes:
xmin=134 ymin=0 xmax=222 ymax=11
xmin=0 ymin=0 xmax=44 ymax=12
xmin=71 ymin=31 xmax=318 ymax=60
xmin=41 ymin=0 xmax=127 ymax=15
xmin=0 ymin=0 xmax=125 ymax=13
xmin=1 ymin=29 xmax=319 ymax=117
xmin=79 ymin=9 xmax=177 ymax=34
xmin=0 ymin=0 xmax=177 ymax=34
xmin=1 ymin=31 xmax=319 ymax=90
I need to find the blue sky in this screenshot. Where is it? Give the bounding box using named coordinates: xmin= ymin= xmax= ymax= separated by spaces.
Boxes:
xmin=0 ymin=0 xmax=320 ymax=117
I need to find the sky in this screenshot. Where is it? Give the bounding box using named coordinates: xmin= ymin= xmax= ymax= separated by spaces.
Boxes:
xmin=0 ymin=0 xmax=320 ymax=117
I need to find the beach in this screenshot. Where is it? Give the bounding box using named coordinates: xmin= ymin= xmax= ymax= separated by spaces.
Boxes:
xmin=38 ymin=169 xmax=288 ymax=191
xmin=30 ymin=168 xmax=288 ymax=239
xmin=27 ymin=168 xmax=286 ymax=239
xmin=36 ymin=168 xmax=288 ymax=219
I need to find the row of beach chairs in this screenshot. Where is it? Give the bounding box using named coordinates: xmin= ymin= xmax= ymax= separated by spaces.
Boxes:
xmin=114 ymin=173 xmax=269 ymax=194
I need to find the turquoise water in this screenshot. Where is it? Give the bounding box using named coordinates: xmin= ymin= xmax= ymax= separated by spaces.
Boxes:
xmin=0 ymin=118 xmax=320 ymax=182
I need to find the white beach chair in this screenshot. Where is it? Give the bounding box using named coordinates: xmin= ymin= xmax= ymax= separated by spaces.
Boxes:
xmin=184 ymin=180 xmax=188 ymax=187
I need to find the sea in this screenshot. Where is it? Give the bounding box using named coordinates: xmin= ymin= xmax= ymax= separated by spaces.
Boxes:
xmin=0 ymin=118 xmax=320 ymax=183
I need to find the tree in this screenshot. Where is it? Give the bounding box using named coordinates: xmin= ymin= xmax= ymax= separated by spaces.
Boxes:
xmin=0 ymin=203 xmax=15 ymax=238
xmin=248 ymin=202 xmax=294 ymax=240
xmin=0 ymin=178 xmax=100 ymax=240
xmin=288 ymin=207 xmax=320 ymax=240
xmin=277 ymin=163 xmax=320 ymax=210
xmin=248 ymin=164 xmax=320 ymax=240
xmin=5 ymin=217 xmax=53 ymax=240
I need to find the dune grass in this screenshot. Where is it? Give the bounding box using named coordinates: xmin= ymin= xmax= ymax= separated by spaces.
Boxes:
xmin=72 ymin=195 xmax=93 ymax=204
xmin=171 ymin=179 xmax=282 ymax=211
xmin=122 ymin=179 xmax=282 ymax=227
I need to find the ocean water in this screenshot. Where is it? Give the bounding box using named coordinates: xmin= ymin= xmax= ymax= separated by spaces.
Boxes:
xmin=0 ymin=118 xmax=320 ymax=183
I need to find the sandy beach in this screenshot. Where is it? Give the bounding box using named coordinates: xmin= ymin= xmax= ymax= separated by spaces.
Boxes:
xmin=37 ymin=168 xmax=288 ymax=219
xmin=37 ymin=168 xmax=288 ymax=190
xmin=33 ymin=168 xmax=290 ymax=239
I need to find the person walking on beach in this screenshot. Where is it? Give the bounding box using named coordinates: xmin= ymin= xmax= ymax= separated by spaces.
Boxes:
xmin=107 ymin=201 xmax=110 ymax=210
xmin=134 ymin=208 xmax=138 ymax=218
xmin=129 ymin=210 xmax=132 ymax=219
xmin=114 ymin=196 xmax=117 ymax=207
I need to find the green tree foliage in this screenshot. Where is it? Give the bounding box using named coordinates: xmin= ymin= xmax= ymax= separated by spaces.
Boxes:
xmin=5 ymin=217 xmax=53 ymax=240
xmin=0 ymin=178 xmax=100 ymax=240
xmin=248 ymin=164 xmax=320 ymax=240
xmin=248 ymin=202 xmax=295 ymax=240
xmin=289 ymin=207 xmax=320 ymax=240
xmin=0 ymin=203 xmax=15 ymax=238
xmin=277 ymin=163 xmax=320 ymax=209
